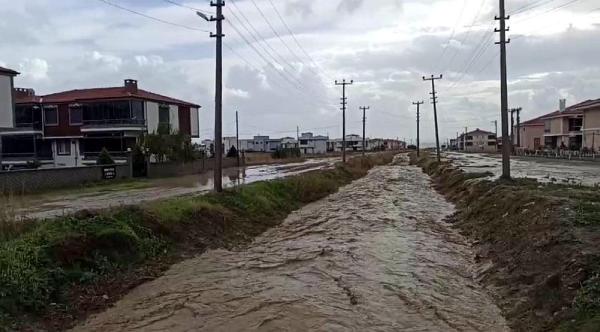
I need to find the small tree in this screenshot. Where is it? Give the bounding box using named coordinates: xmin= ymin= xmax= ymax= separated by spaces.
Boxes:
xmin=97 ymin=148 xmax=114 ymax=165
xmin=226 ymin=145 xmax=239 ymax=158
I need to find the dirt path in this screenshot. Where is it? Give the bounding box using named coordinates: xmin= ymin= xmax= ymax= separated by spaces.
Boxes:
xmin=71 ymin=156 xmax=508 ymax=332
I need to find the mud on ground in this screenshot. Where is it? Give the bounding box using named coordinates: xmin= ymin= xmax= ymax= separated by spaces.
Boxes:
xmin=413 ymin=153 xmax=600 ymax=332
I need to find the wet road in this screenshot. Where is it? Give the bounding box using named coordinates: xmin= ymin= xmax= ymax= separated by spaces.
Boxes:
xmin=12 ymin=158 xmax=337 ymax=220
xmin=72 ymin=155 xmax=508 ymax=332
xmin=446 ymin=152 xmax=600 ymax=186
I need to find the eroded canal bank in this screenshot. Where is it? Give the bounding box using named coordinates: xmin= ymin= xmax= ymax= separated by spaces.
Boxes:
xmin=72 ymin=155 xmax=508 ymax=332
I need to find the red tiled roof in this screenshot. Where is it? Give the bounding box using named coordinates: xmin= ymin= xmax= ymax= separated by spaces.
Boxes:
xmin=15 ymin=95 xmax=43 ymax=104
xmin=521 ymin=115 xmax=546 ymax=126
xmin=538 ymin=100 xmax=593 ymax=120
xmin=572 ymin=98 xmax=600 ymax=111
xmin=38 ymin=86 xmax=200 ymax=108
xmin=0 ymin=66 xmax=19 ymax=76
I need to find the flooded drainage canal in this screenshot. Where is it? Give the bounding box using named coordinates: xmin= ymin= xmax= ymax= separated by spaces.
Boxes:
xmin=73 ymin=156 xmax=508 ymax=332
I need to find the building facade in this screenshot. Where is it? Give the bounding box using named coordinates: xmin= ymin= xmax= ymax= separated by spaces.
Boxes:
xmin=298 ymin=132 xmax=328 ymax=154
xmin=460 ymin=129 xmax=497 ymax=153
xmin=1 ymin=77 xmax=200 ymax=169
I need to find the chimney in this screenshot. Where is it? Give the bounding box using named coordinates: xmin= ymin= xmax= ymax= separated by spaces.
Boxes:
xmin=13 ymin=87 xmax=36 ymax=99
xmin=559 ymin=99 xmax=566 ymax=113
xmin=124 ymin=79 xmax=138 ymax=94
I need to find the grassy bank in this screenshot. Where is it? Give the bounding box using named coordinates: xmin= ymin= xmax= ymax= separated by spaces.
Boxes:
xmin=0 ymin=152 xmax=394 ymax=331
xmin=412 ymin=152 xmax=600 ymax=332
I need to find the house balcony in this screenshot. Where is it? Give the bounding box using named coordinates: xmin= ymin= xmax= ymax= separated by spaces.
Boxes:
xmin=80 ymin=119 xmax=146 ymax=133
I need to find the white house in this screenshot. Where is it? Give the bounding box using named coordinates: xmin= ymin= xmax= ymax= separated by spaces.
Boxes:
xmin=299 ymin=132 xmax=328 ymax=154
xmin=280 ymin=137 xmax=298 ymax=149
xmin=328 ymin=134 xmax=364 ymax=152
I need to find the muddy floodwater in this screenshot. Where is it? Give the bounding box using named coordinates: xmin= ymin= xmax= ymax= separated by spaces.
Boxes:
xmin=12 ymin=158 xmax=337 ymax=220
xmin=446 ymin=152 xmax=600 ymax=186
xmin=73 ymin=156 xmax=508 ymax=332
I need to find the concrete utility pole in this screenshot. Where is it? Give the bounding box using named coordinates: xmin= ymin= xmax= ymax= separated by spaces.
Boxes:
xmin=198 ymin=1 xmax=225 ymax=192
xmin=236 ymin=111 xmax=240 ymax=167
xmin=496 ymin=0 xmax=511 ymax=179
xmin=464 ymin=127 xmax=468 ymax=151
xmin=360 ymin=106 xmax=370 ymax=158
xmin=423 ymin=75 xmax=443 ymax=162
xmin=335 ymin=79 xmax=353 ymax=163
xmin=413 ymin=101 xmax=424 ymax=157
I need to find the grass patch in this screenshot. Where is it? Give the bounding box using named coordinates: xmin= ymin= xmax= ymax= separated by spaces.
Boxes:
xmin=0 ymin=152 xmax=395 ymax=331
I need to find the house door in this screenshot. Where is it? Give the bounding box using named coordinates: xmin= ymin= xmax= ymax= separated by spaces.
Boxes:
xmin=534 ymin=138 xmax=541 ymax=150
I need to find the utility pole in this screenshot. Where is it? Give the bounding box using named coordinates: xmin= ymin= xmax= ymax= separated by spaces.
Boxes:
xmin=335 ymin=79 xmax=353 ymax=163
xmin=510 ymin=109 xmax=515 ymax=150
xmin=496 ymin=0 xmax=511 ymax=179
xmin=413 ymin=101 xmax=424 ymax=157
xmin=198 ymin=1 xmax=225 ymax=191
xmin=492 ymin=120 xmax=498 ymax=151
xmin=236 ymin=111 xmax=240 ymax=167
xmin=516 ymin=107 xmax=522 ymax=149
xmin=360 ymin=106 xmax=370 ymax=158
xmin=464 ymin=127 xmax=468 ymax=151
xmin=423 ymin=75 xmax=443 ymax=162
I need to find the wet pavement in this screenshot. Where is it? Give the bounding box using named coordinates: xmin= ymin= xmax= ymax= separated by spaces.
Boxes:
xmin=72 ymin=155 xmax=508 ymax=332
xmin=11 ymin=158 xmax=338 ymax=220
xmin=446 ymin=152 xmax=600 ymax=186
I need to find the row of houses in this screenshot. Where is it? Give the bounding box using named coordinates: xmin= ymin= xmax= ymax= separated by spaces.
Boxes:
xmin=204 ymin=133 xmax=404 ymax=155
xmin=515 ymin=99 xmax=600 ymax=152
xmin=0 ymin=66 xmax=200 ymax=169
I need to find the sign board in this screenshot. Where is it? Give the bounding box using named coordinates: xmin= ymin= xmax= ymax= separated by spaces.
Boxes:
xmin=102 ymin=166 xmax=117 ymax=180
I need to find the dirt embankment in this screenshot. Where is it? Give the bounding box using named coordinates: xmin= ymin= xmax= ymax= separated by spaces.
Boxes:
xmin=412 ymin=153 xmax=600 ymax=332
xmin=0 ymin=153 xmax=396 ymax=332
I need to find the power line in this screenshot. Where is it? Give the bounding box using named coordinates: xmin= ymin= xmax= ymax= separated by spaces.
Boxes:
xmin=265 ymin=0 xmax=332 ymax=80
xmin=435 ymin=0 xmax=467 ymax=72
xmin=95 ymin=0 xmax=210 ymax=32
xmin=161 ymin=0 xmax=214 ymax=15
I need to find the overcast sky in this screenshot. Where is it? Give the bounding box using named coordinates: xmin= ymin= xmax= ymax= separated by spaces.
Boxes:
xmin=1 ymin=0 xmax=599 ymax=143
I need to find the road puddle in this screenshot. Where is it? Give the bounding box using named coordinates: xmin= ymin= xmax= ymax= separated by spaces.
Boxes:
xmin=72 ymin=155 xmax=508 ymax=332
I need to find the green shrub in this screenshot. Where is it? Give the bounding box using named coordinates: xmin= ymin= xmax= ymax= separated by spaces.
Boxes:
xmin=97 ymin=148 xmax=114 ymax=165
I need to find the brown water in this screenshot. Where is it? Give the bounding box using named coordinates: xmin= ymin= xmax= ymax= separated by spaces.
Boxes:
xmin=72 ymin=155 xmax=508 ymax=332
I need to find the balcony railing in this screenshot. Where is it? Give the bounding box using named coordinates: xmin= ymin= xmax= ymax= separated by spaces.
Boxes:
xmin=82 ymin=119 xmax=146 ymax=127
xmin=15 ymin=121 xmax=43 ymax=131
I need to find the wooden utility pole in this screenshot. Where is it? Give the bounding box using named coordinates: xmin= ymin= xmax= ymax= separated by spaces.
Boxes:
xmin=360 ymin=106 xmax=370 ymax=158
xmin=423 ymin=75 xmax=443 ymax=162
xmin=413 ymin=101 xmax=424 ymax=157
xmin=236 ymin=111 xmax=240 ymax=167
xmin=335 ymin=79 xmax=353 ymax=163
xmin=496 ymin=0 xmax=511 ymax=178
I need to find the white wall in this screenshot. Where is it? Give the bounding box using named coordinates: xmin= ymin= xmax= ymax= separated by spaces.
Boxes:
xmin=190 ymin=107 xmax=199 ymax=137
xmin=169 ymin=105 xmax=179 ymax=132
xmin=146 ymin=101 xmax=159 ymax=134
xmin=0 ymin=75 xmax=14 ymax=128
xmin=52 ymin=139 xmax=81 ymax=167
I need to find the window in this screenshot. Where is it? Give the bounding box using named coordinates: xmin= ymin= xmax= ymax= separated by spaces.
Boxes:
xmin=69 ymin=106 xmax=83 ymax=125
xmin=488 ymin=135 xmax=496 ymax=140
xmin=57 ymin=139 xmax=71 ymax=155
xmin=131 ymin=100 xmax=145 ymax=123
xmin=466 ymin=142 xmax=473 ymax=146
xmin=466 ymin=136 xmax=473 ymax=140
xmin=159 ymin=105 xmax=170 ymax=124
xmin=300 ymin=140 xmax=308 ymax=145
xmin=544 ymin=120 xmax=551 ymax=133
xmin=44 ymin=106 xmax=58 ymax=126
xmin=488 ymin=141 xmax=496 ymax=146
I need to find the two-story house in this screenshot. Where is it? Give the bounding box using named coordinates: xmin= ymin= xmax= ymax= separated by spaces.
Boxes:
xmin=574 ymin=99 xmax=600 ymax=151
xmin=460 ymin=129 xmax=497 ymax=153
xmin=2 ymin=77 xmax=200 ymax=168
xmin=540 ymin=100 xmax=592 ymax=150
xmin=299 ymin=132 xmax=328 ymax=154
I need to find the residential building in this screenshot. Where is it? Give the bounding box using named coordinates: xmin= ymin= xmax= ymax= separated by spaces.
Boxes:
xmin=514 ymin=115 xmax=545 ymax=151
xmin=1 ymin=77 xmax=200 ymax=168
xmin=237 ymin=135 xmax=281 ymax=152
xmin=383 ymin=139 xmax=405 ymax=150
xmin=540 ymin=100 xmax=591 ymax=150
xmin=298 ymin=132 xmax=328 ymax=154
xmin=280 ymin=137 xmax=298 ymax=149
xmin=328 ymin=134 xmax=364 ymax=152
xmin=574 ymin=99 xmax=600 ymax=151
xmin=460 ymin=129 xmax=497 ymax=153
xmin=223 ymin=137 xmax=238 ymax=151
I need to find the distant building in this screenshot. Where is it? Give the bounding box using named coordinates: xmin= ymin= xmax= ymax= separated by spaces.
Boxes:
xmin=576 ymin=99 xmax=600 ymax=151
xmin=328 ymin=134 xmax=363 ymax=152
xmin=460 ymin=129 xmax=497 ymax=153
xmin=298 ymin=132 xmax=328 ymax=154
xmin=280 ymin=137 xmax=298 ymax=149
xmin=514 ymin=115 xmax=545 ymax=151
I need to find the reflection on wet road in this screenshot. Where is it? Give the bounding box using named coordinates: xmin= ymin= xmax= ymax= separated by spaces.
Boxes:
xmin=73 ymin=155 xmax=508 ymax=332
xmin=447 ymin=152 xmax=600 ymax=186
xmin=15 ymin=158 xmax=338 ymax=220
